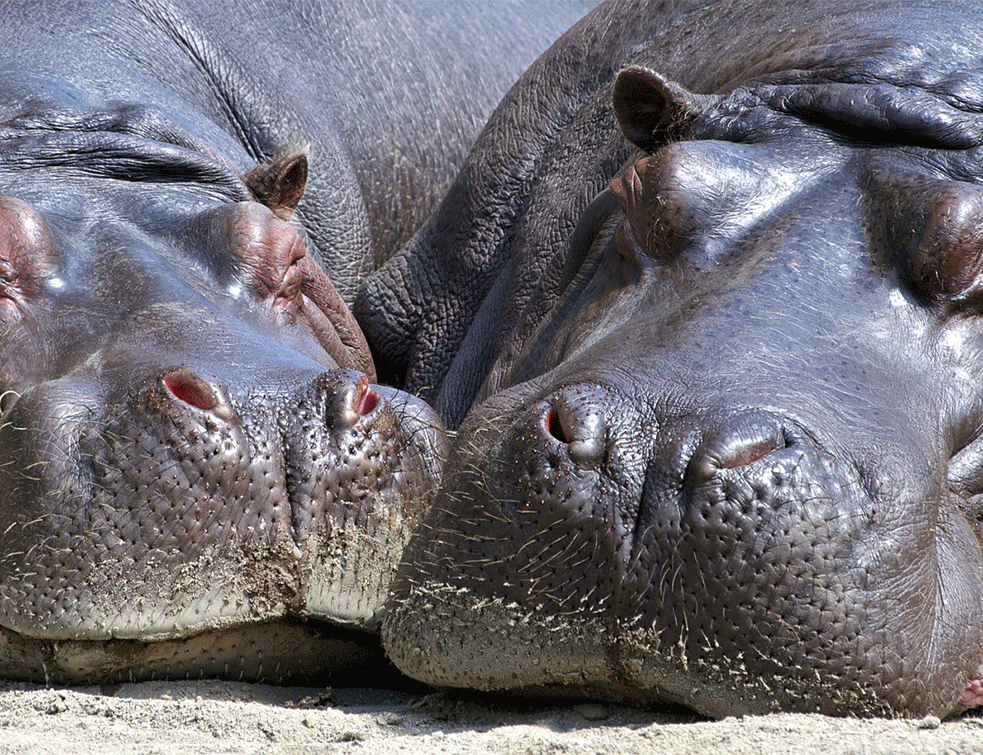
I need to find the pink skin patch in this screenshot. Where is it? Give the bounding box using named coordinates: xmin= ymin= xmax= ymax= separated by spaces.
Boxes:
xmin=719 ymin=439 xmax=778 ymax=469
xmin=961 ymin=664 xmax=983 ymax=707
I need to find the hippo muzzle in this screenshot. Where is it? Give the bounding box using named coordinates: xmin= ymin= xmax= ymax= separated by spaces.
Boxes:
xmin=383 ymin=66 xmax=983 ymax=717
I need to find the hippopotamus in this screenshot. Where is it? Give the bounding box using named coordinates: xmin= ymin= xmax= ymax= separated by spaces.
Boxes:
xmin=0 ymin=0 xmax=599 ymax=684
xmin=358 ymin=0 xmax=983 ymax=718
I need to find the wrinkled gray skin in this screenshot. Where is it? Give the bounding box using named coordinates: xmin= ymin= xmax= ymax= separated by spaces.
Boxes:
xmin=361 ymin=0 xmax=983 ymax=718
xmin=0 ymin=0 xmax=598 ymax=684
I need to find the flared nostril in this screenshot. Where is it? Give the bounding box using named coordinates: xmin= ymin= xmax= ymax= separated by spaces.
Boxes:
xmin=162 ymin=368 xmax=234 ymax=421
xmin=354 ymin=377 xmax=379 ymax=416
xmin=687 ymin=410 xmax=787 ymax=484
xmin=543 ymin=388 xmax=608 ymax=466
xmin=544 ymin=404 xmax=570 ymax=443
xmin=163 ymin=370 xmax=215 ymax=410
xmin=329 ymin=373 xmax=381 ymax=429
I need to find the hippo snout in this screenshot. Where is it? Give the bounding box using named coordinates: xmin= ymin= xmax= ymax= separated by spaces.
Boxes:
xmin=385 ymin=371 xmax=983 ymax=717
xmin=496 ymin=388 xmax=854 ymax=582
xmin=543 ymin=386 xmax=793 ymax=480
xmin=0 ymin=360 xmax=446 ymax=683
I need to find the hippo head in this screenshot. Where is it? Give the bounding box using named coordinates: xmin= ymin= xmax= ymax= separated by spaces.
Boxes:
xmin=0 ymin=144 xmax=446 ymax=683
xmin=384 ymin=66 xmax=983 ymax=717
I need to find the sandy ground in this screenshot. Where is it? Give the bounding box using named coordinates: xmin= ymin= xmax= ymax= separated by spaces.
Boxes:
xmin=0 ymin=679 xmax=980 ymax=754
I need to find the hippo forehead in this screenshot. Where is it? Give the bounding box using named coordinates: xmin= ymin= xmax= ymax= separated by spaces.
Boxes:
xmin=692 ymin=2 xmax=983 ymax=113
xmin=530 ymin=81 xmax=983 ymax=388
xmin=640 ymin=8 xmax=983 ymax=155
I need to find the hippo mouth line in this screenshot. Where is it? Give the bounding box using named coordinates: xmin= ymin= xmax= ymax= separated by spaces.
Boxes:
xmin=0 ymin=615 xmax=401 ymax=686
xmin=0 ymin=367 xmax=446 ymax=655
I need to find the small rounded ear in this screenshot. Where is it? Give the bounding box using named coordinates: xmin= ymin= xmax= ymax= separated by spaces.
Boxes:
xmin=613 ymin=66 xmax=716 ymax=152
xmin=244 ymin=151 xmax=309 ymax=220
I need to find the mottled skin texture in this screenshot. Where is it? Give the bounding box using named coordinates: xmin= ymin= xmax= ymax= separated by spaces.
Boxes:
xmin=362 ymin=0 xmax=983 ymax=718
xmin=0 ymin=0 xmax=598 ymax=683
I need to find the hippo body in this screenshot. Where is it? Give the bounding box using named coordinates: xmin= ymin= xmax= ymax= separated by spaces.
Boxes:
xmin=361 ymin=0 xmax=983 ymax=717
xmin=0 ymin=0 xmax=597 ymax=684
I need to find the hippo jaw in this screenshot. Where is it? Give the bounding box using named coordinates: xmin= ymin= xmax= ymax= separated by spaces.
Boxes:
xmin=383 ymin=70 xmax=983 ymax=718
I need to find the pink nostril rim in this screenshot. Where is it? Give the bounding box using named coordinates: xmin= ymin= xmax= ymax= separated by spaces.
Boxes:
xmin=545 ymin=404 xmax=570 ymax=444
xmin=720 ymin=439 xmax=778 ymax=469
xmin=163 ymin=370 xmax=218 ymax=411
xmin=354 ymin=378 xmax=379 ymax=416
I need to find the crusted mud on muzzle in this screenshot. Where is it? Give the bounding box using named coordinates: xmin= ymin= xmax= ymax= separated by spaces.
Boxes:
xmin=0 ymin=367 xmax=447 ymax=685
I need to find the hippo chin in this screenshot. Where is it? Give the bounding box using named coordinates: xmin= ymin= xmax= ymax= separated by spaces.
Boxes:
xmin=0 ymin=0 xmax=600 ymax=684
xmin=363 ymin=0 xmax=983 ymax=718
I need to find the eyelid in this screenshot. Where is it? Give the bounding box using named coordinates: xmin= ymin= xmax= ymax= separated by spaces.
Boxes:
xmin=917 ymin=188 xmax=983 ymax=299
xmin=863 ymin=164 xmax=983 ymax=307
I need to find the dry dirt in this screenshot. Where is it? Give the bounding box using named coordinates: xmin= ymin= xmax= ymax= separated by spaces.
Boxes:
xmin=1 ymin=679 xmax=981 ymax=754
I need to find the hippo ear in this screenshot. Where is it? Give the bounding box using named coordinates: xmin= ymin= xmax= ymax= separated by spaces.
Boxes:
xmin=613 ymin=66 xmax=716 ymax=152
xmin=244 ymin=151 xmax=309 ymax=220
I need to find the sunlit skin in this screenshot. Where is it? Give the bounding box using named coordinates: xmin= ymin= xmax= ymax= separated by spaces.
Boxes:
xmin=362 ymin=0 xmax=983 ymax=719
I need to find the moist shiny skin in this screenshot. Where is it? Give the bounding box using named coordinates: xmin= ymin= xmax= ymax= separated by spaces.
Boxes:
xmin=367 ymin=0 xmax=983 ymax=718
xmin=0 ymin=0 xmax=614 ymax=683
xmin=0 ymin=188 xmax=451 ymax=682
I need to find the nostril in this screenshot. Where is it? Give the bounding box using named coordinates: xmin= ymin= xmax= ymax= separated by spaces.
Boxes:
xmin=545 ymin=404 xmax=570 ymax=443
xmin=162 ymin=369 xmax=235 ymax=421
xmin=355 ymin=377 xmax=379 ymax=416
xmin=688 ymin=411 xmax=788 ymax=484
xmin=327 ymin=373 xmax=381 ymax=429
xmin=543 ymin=389 xmax=608 ymax=466
xmin=163 ymin=369 xmax=217 ymax=411
xmin=719 ymin=438 xmax=779 ymax=469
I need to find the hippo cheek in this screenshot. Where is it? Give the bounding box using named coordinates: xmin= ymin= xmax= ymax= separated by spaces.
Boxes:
xmin=386 ymin=381 xmax=983 ymax=718
xmin=621 ymin=429 xmax=982 ymax=717
xmin=0 ymin=362 xmax=445 ymax=679
xmin=384 ymin=381 xmax=641 ymax=696
xmin=284 ymin=379 xmax=448 ymax=628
